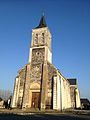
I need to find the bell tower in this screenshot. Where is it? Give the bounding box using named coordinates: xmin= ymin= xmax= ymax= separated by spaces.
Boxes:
xmin=29 ymin=15 xmax=52 ymax=64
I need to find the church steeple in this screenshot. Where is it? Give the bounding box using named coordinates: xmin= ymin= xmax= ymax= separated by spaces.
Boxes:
xmin=29 ymin=14 xmax=52 ymax=63
xmin=36 ymin=14 xmax=47 ymax=28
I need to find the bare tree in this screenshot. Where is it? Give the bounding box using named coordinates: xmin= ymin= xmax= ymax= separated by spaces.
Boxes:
xmin=0 ymin=89 xmax=12 ymax=100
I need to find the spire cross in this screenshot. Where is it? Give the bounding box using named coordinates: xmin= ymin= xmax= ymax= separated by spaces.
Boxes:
xmin=42 ymin=11 xmax=45 ymax=16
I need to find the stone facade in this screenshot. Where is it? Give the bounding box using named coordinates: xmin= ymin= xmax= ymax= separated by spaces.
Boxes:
xmin=11 ymin=15 xmax=81 ymax=110
xmin=67 ymin=79 xmax=81 ymax=109
xmin=70 ymin=85 xmax=81 ymax=108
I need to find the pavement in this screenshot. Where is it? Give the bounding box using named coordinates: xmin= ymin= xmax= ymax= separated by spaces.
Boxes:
xmin=0 ymin=113 xmax=90 ymax=120
xmin=0 ymin=109 xmax=90 ymax=120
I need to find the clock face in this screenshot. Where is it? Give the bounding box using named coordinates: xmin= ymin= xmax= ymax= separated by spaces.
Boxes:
xmin=36 ymin=51 xmax=43 ymax=59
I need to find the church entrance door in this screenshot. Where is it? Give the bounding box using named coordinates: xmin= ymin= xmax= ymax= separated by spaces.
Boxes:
xmin=31 ymin=92 xmax=40 ymax=108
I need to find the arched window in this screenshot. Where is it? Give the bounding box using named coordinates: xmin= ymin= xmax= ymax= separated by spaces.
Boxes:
xmin=34 ymin=34 xmax=38 ymax=45
xmin=41 ymin=33 xmax=45 ymax=44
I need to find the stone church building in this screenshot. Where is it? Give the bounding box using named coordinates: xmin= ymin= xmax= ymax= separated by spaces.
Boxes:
xmin=11 ymin=15 xmax=81 ymax=110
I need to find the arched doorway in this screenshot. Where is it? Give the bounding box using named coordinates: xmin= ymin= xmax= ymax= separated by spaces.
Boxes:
xmin=30 ymin=83 xmax=40 ymax=109
xmin=31 ymin=92 xmax=40 ymax=108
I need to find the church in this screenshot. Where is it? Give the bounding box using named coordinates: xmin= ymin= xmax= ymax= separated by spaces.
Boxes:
xmin=11 ymin=15 xmax=81 ymax=111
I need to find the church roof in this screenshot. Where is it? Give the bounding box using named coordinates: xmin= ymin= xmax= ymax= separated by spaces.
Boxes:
xmin=35 ymin=15 xmax=47 ymax=29
xmin=80 ymin=98 xmax=90 ymax=105
xmin=67 ymin=78 xmax=77 ymax=85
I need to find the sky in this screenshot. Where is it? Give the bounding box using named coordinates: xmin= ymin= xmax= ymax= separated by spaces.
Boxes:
xmin=0 ymin=0 xmax=90 ymax=99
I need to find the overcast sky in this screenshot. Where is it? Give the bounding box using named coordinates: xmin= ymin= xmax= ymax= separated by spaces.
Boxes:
xmin=0 ymin=0 xmax=90 ymax=99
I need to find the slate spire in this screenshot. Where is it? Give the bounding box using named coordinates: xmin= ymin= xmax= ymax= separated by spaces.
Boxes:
xmin=36 ymin=14 xmax=47 ymax=28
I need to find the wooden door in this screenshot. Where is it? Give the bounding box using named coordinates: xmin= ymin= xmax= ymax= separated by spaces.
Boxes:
xmin=31 ymin=92 xmax=40 ymax=108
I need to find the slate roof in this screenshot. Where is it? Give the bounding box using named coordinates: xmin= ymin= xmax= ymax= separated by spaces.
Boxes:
xmin=67 ymin=78 xmax=77 ymax=85
xmin=35 ymin=15 xmax=47 ymax=29
xmin=80 ymin=98 xmax=90 ymax=105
